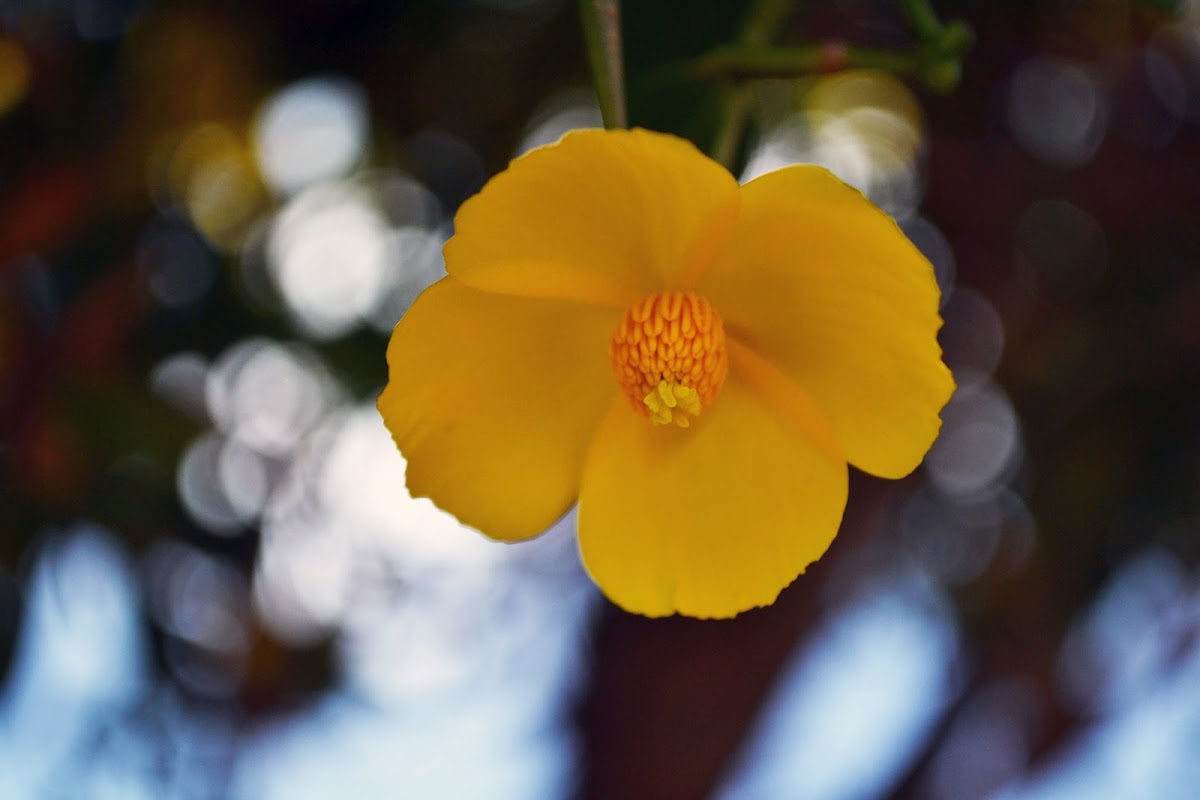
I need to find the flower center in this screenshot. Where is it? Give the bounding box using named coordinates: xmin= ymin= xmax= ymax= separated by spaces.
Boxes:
xmin=610 ymin=290 xmax=728 ymax=428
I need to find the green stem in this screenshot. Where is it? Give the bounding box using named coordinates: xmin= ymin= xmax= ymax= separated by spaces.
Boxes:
xmin=579 ymin=0 xmax=627 ymax=129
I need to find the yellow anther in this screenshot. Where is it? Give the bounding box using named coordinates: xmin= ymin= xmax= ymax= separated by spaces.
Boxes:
xmin=642 ymin=381 xmax=702 ymax=427
xmin=657 ymin=381 xmax=677 ymax=408
xmin=611 ymin=291 xmax=728 ymax=427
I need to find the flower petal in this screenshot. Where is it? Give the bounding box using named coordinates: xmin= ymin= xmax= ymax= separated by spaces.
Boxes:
xmin=378 ymin=277 xmax=618 ymax=541
xmin=577 ymin=343 xmax=848 ymax=618
xmin=446 ymin=128 xmax=741 ymax=306
xmin=699 ymin=165 xmax=954 ymax=479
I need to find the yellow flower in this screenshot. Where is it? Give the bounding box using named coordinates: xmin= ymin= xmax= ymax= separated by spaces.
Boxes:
xmin=378 ymin=128 xmax=953 ymax=618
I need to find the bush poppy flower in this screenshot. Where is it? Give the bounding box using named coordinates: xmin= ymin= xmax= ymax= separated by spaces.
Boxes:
xmin=378 ymin=128 xmax=953 ymax=618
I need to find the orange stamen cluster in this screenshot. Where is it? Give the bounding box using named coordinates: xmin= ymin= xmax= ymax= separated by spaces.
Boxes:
xmin=610 ymin=290 xmax=728 ymax=426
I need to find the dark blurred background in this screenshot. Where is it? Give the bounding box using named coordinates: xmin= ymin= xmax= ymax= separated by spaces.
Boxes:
xmin=1 ymin=0 xmax=1199 ymax=798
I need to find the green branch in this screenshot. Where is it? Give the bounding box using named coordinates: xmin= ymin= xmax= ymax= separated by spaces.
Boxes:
xmin=900 ymin=0 xmax=945 ymax=41
xmin=702 ymin=0 xmax=972 ymax=166
xmin=738 ymin=0 xmax=796 ymax=46
xmin=695 ymin=32 xmax=971 ymax=93
xmin=695 ymin=0 xmax=973 ymax=98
